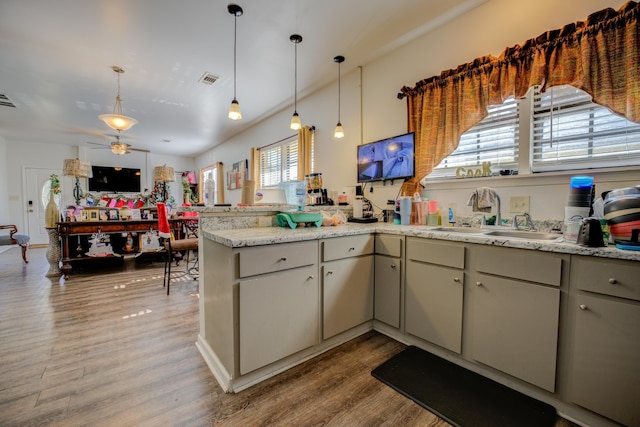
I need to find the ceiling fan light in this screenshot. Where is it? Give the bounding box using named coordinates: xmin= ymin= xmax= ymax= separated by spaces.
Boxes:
xmin=228 ymin=99 xmax=242 ymax=120
xmin=99 ymin=113 xmax=138 ymax=132
xmin=290 ymin=112 xmax=301 ymax=130
xmin=111 ymin=142 xmax=130 ymax=155
xmin=334 ymin=122 xmax=344 ymax=139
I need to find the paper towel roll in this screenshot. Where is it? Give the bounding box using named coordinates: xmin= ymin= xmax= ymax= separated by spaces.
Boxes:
xmin=353 ymin=198 xmax=363 ymax=218
xmin=241 ymin=180 xmax=256 ymax=205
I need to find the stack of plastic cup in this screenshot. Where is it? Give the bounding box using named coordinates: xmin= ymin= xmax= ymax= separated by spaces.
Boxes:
xmin=567 ymin=176 xmax=594 ymax=210
xmin=564 ymin=176 xmax=594 ymax=242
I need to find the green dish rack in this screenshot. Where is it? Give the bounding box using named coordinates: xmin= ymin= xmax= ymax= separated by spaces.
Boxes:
xmin=276 ymin=212 xmax=323 ymax=229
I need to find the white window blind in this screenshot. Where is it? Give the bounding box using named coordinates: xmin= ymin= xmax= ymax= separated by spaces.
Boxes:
xmin=429 ymin=97 xmax=519 ymax=178
xmin=532 ymin=85 xmax=640 ymax=172
xmin=259 ymin=136 xmax=298 ymax=187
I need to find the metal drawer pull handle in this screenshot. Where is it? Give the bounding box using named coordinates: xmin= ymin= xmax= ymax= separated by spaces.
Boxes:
xmin=609 ymin=278 xmax=617 ymax=284
xmin=579 ymin=304 xmax=588 ymax=311
xmin=279 ymin=257 xmax=287 ymax=262
xmin=348 ymin=247 xmax=355 ymax=251
xmin=453 ymin=277 xmax=460 ymax=283
xmin=476 ymin=281 xmax=482 ymax=287
xmin=390 ymin=264 xmax=397 ymax=269
xmin=327 ymin=271 xmax=333 ymax=275
xmin=307 ymin=275 xmax=314 ymax=280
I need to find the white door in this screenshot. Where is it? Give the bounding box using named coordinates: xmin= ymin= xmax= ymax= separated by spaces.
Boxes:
xmin=25 ymin=167 xmax=62 ymax=245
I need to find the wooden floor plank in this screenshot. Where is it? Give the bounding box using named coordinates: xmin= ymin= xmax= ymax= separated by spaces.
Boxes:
xmin=0 ymin=248 xmax=579 ymax=426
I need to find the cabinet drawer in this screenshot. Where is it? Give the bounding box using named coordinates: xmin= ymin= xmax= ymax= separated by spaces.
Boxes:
xmin=476 ymin=246 xmax=562 ymax=287
xmin=239 ymin=240 xmax=317 ymax=278
xmin=571 ymin=256 xmax=640 ymax=301
xmin=322 ymin=234 xmax=374 ymax=262
xmin=375 ymin=234 xmax=403 ymax=257
xmin=406 ymin=237 xmax=464 ymax=269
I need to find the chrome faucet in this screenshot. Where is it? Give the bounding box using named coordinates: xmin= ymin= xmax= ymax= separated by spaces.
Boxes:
xmin=512 ymin=212 xmax=536 ymax=231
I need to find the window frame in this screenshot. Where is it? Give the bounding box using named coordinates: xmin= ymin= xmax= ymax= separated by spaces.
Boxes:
xmin=425 ymin=85 xmax=640 ymax=182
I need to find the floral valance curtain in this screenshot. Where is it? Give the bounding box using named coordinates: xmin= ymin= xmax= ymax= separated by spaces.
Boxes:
xmin=398 ymin=1 xmax=640 ymax=193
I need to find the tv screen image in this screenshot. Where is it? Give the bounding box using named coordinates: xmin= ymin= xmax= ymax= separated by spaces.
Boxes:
xmin=357 ymin=132 xmax=415 ymax=183
xmin=88 ymin=166 xmax=142 ymax=193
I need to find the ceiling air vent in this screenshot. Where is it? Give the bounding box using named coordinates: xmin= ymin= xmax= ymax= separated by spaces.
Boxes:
xmin=0 ymin=94 xmax=16 ymax=108
xmin=199 ymin=72 xmax=220 ymax=85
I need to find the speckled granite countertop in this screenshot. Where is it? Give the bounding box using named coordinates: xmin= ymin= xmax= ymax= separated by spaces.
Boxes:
xmin=202 ymin=223 xmax=640 ymax=261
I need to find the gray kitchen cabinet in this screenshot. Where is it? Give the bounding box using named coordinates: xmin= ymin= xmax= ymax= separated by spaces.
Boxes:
xmin=469 ymin=246 xmax=563 ymax=392
xmin=238 ymin=241 xmax=319 ymax=375
xmin=567 ymin=256 xmax=640 ymax=426
xmin=321 ymin=234 xmax=374 ymax=339
xmin=374 ymin=234 xmax=403 ymax=328
xmin=405 ymin=238 xmax=465 ymax=354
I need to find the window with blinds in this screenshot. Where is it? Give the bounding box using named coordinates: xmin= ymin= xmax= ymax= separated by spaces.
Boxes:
xmin=532 ymin=85 xmax=640 ymax=171
xmin=429 ymin=97 xmax=519 ymax=178
xmin=259 ymin=135 xmax=298 ymax=187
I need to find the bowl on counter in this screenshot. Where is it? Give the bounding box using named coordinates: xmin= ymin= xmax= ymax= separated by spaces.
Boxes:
xmin=603 ymin=186 xmax=640 ymax=241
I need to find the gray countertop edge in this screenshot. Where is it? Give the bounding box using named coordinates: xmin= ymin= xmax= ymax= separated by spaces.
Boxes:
xmin=201 ymin=223 xmax=640 ymax=261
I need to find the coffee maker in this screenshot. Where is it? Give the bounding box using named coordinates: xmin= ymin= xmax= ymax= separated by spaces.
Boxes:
xmin=305 ymin=173 xmax=328 ymax=205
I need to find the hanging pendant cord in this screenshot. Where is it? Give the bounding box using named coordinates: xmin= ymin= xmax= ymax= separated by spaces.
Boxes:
xmin=294 ymin=42 xmax=298 ymax=112
xmin=337 ymin=61 xmax=341 ymax=122
xmin=233 ymin=15 xmax=237 ymax=100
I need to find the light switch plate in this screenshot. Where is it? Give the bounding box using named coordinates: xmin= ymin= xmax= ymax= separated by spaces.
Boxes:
xmin=509 ymin=196 xmax=530 ymax=213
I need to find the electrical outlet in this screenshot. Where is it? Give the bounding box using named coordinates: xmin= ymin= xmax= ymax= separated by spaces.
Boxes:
xmin=509 ymin=196 xmax=530 ymax=213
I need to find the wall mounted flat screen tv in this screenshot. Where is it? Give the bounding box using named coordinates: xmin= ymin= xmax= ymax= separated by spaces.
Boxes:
xmin=357 ymin=132 xmax=415 ymax=183
xmin=88 ymin=166 xmax=141 ymax=193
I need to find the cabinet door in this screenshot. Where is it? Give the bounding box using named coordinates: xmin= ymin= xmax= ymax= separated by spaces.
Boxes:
xmin=471 ymin=273 xmax=559 ymax=392
xmin=323 ymin=256 xmax=374 ymax=339
xmin=239 ymin=265 xmax=318 ymax=375
xmin=568 ymin=294 xmax=640 ymax=426
xmin=406 ymin=260 xmax=463 ymax=354
xmin=374 ymin=254 xmax=401 ymax=328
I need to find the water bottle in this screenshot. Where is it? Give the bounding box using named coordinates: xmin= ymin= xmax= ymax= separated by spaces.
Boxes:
xmin=399 ymin=196 xmax=412 ymax=225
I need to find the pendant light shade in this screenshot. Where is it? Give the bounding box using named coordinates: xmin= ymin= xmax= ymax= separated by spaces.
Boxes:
xmin=290 ymin=34 xmax=303 ymax=130
xmin=228 ymin=4 xmax=243 ymax=121
xmin=333 ymin=55 xmax=345 ymax=139
xmin=99 ymin=66 xmax=138 ymax=132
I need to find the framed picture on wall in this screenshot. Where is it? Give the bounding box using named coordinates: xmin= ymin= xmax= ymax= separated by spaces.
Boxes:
xmin=227 ymin=159 xmax=247 ymax=190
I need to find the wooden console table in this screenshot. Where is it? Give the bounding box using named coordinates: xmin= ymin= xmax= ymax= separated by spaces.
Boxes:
xmin=57 ymin=219 xmax=188 ymax=278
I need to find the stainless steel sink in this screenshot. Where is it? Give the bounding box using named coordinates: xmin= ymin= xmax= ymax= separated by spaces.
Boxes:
xmin=429 ymin=227 xmax=485 ymax=234
xmin=483 ymin=230 xmax=562 ymax=241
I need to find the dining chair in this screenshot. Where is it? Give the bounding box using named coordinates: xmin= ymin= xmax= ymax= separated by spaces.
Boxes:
xmin=156 ymin=203 xmax=198 ymax=295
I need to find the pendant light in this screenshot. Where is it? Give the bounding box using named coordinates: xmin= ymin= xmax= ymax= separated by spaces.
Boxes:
xmin=228 ymin=4 xmax=243 ymax=120
xmin=290 ymin=34 xmax=303 ymax=130
xmin=99 ymin=66 xmax=138 ymax=131
xmin=333 ymin=55 xmax=345 ymax=139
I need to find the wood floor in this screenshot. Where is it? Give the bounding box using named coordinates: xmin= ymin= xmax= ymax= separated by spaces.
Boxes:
xmin=0 ymin=247 xmax=578 ymax=427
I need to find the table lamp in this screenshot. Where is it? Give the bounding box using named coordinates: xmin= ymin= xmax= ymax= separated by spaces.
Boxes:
xmin=153 ymin=165 xmax=175 ymax=203
xmin=63 ymin=159 xmax=92 ymax=205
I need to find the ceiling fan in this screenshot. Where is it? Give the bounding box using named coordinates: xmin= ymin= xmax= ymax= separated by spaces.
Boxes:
xmin=88 ymin=134 xmax=149 ymax=155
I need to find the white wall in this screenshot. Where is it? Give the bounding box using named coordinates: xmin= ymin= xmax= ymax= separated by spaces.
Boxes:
xmin=199 ymin=0 xmax=637 ymax=221
xmin=0 ymin=137 xmax=8 ymax=224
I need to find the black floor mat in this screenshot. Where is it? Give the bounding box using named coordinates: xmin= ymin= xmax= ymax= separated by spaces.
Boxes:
xmin=371 ymin=346 xmax=557 ymax=427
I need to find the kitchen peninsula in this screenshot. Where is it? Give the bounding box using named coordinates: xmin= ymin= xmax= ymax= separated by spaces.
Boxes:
xmin=193 ymin=206 xmax=639 ymax=427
